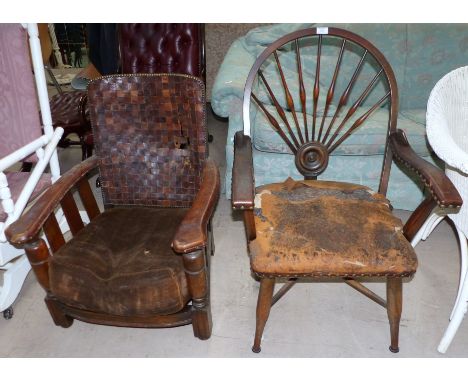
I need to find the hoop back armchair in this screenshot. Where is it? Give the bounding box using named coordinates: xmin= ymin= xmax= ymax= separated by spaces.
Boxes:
xmin=232 ymin=27 xmax=462 ymax=353
xmin=6 ymin=74 xmax=219 ymax=338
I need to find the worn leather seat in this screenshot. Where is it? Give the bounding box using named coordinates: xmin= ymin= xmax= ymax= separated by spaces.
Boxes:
xmin=49 ymin=207 xmax=190 ymax=316
xmin=250 ymin=178 xmax=418 ymax=278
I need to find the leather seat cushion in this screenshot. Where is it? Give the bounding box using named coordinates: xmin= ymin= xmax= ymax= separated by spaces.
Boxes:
xmin=49 ymin=207 xmax=190 ymax=316
xmin=250 ymin=178 xmax=418 ymax=277
xmin=50 ymin=91 xmax=88 ymax=127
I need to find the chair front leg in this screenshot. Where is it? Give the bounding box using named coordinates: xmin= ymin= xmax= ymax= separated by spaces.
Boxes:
xmin=387 ymin=277 xmax=402 ymax=353
xmin=183 ymin=249 xmax=212 ymax=340
xmin=45 ymin=296 xmax=74 ymax=328
xmin=252 ymin=277 xmax=275 ymax=353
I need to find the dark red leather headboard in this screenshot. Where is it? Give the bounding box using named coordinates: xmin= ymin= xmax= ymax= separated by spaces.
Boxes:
xmin=118 ymin=23 xmax=205 ymax=82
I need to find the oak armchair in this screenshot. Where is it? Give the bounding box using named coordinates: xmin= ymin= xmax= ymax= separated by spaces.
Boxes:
xmin=232 ymin=27 xmax=462 ymax=353
xmin=6 ymin=74 xmax=219 ymax=339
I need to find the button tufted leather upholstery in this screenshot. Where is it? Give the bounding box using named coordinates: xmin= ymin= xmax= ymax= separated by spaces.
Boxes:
xmin=118 ymin=24 xmax=205 ymax=81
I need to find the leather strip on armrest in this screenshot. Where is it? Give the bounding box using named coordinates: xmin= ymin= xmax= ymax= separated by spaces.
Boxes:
xmin=172 ymin=158 xmax=220 ymax=254
xmin=232 ymin=131 xmax=255 ymax=210
xmin=390 ymin=129 xmax=462 ymax=208
xmin=5 ymin=156 xmax=99 ymax=245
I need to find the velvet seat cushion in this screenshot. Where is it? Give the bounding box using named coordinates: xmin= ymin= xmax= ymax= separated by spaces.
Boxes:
xmin=49 ymin=207 xmax=190 ymax=316
xmin=250 ymin=178 xmax=418 ymax=277
xmin=0 ymin=172 xmax=51 ymax=223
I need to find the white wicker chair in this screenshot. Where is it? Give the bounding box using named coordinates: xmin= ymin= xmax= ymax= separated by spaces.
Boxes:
xmin=420 ymin=66 xmax=468 ymax=353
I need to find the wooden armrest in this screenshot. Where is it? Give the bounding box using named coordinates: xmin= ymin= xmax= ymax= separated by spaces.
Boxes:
xmin=6 ymin=156 xmax=99 ymax=245
xmin=390 ymin=129 xmax=462 ymax=208
xmin=232 ymin=131 xmax=255 ymax=210
xmin=172 ymin=159 xmax=220 ymax=254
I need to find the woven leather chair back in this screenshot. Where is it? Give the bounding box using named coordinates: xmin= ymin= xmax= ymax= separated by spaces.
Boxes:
xmin=87 ymin=73 xmax=207 ymax=208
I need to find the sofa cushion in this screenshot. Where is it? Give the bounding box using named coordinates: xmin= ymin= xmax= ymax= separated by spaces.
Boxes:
xmin=401 ymin=24 xmax=468 ymax=110
xmin=49 ymin=207 xmax=190 ymax=317
xmin=400 ymin=109 xmax=426 ymax=125
xmin=252 ymin=105 xmax=431 ymax=156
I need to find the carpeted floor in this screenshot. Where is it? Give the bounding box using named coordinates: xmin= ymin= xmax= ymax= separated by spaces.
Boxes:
xmin=0 ymin=106 xmax=467 ymax=357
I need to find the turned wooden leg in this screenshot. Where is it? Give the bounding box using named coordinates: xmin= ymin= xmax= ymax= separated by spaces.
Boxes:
xmin=24 ymin=239 xmax=52 ymax=292
xmin=45 ymin=296 xmax=73 ymax=328
xmin=183 ymin=250 xmax=212 ymax=340
xmin=252 ymin=277 xmax=275 ymax=353
xmin=387 ymin=277 xmax=402 ymax=353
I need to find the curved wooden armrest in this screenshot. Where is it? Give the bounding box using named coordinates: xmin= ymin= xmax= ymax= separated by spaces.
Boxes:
xmin=232 ymin=131 xmax=255 ymax=210
xmin=172 ymin=159 xmax=220 ymax=254
xmin=6 ymin=156 xmax=99 ymax=245
xmin=390 ymin=129 xmax=462 ymax=208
